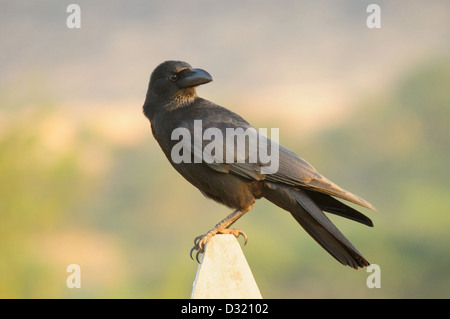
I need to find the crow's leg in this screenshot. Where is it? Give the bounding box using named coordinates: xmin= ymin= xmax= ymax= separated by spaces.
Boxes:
xmin=190 ymin=205 xmax=253 ymax=262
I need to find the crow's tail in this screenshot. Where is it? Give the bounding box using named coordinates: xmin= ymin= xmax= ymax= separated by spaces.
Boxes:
xmin=264 ymin=182 xmax=371 ymax=269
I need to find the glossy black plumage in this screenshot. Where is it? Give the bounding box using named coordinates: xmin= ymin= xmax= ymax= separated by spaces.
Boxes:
xmin=143 ymin=60 xmax=376 ymax=269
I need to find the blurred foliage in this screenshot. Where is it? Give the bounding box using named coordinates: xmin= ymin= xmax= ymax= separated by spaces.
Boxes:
xmin=1 ymin=58 xmax=449 ymax=298
xmin=298 ymin=58 xmax=450 ymax=298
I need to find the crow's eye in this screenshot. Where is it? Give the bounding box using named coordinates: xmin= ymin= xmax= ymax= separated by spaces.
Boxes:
xmin=169 ymin=74 xmax=178 ymax=82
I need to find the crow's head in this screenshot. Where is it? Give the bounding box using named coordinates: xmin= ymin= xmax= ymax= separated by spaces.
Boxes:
xmin=143 ymin=61 xmax=213 ymax=118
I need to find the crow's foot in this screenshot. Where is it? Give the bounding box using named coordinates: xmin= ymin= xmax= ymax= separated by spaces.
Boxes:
xmin=189 ymin=228 xmax=248 ymax=263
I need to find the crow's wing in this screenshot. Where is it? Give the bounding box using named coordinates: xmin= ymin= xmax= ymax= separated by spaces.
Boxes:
xmin=177 ymin=103 xmax=376 ymax=212
xmin=177 ymin=117 xmax=265 ymax=181
xmin=266 ymin=144 xmax=377 ymax=212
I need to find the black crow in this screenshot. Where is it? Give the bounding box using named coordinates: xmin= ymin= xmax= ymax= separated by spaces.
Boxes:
xmin=143 ymin=60 xmax=377 ymax=269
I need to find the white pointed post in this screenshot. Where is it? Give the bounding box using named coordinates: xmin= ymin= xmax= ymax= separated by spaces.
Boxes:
xmin=191 ymin=234 xmax=262 ymax=299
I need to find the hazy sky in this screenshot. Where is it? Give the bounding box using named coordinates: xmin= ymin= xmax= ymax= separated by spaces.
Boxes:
xmin=1 ymin=1 xmax=449 ymax=123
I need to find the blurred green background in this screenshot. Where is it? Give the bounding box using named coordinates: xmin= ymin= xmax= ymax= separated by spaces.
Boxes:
xmin=1 ymin=1 xmax=449 ymax=298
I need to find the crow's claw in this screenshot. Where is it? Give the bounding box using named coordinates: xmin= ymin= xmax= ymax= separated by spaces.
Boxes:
xmin=189 ymin=228 xmax=248 ymax=263
xmin=229 ymin=228 xmax=248 ymax=245
xmin=190 ymin=234 xmax=209 ymax=263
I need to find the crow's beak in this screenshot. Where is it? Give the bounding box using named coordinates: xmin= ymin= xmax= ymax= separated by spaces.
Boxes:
xmin=177 ymin=68 xmax=213 ymax=88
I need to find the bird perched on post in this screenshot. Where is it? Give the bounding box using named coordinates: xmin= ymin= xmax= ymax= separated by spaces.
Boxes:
xmin=143 ymin=60 xmax=377 ymax=269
